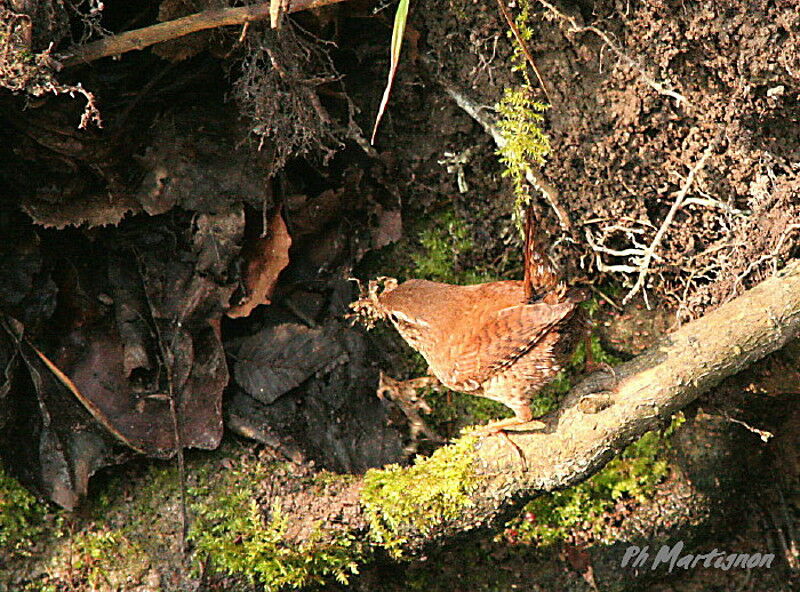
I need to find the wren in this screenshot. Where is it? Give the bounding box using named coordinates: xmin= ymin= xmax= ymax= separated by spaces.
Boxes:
xmin=353 ymin=208 xmax=585 ymax=433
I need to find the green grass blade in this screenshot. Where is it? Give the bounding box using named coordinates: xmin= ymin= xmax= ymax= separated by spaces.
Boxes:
xmin=370 ymin=0 xmax=410 ymax=145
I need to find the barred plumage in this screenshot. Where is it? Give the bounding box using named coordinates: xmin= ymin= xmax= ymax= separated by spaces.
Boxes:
xmin=353 ymin=208 xmax=585 ymax=432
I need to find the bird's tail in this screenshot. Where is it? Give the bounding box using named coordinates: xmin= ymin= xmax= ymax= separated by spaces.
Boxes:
xmin=523 ymin=206 xmax=561 ymax=301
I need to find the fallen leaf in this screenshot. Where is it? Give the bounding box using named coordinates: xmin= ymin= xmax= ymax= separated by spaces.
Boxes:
xmin=31 ymin=343 xmax=148 ymax=454
xmin=232 ymin=322 xmax=346 ymax=405
xmin=228 ymin=208 xmax=292 ymax=318
xmin=226 ymin=319 xmax=406 ymax=472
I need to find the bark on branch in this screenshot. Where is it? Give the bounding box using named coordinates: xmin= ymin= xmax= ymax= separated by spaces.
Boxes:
xmin=278 ymin=259 xmax=800 ymax=554
xmin=57 ymin=0 xmax=349 ymax=68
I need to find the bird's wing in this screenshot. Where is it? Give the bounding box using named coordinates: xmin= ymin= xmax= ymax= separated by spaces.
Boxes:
xmin=444 ymin=299 xmax=578 ymax=391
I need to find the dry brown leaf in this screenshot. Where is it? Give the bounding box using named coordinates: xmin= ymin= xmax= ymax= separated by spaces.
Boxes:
xmin=31 ymin=343 xmax=148 ymax=454
xmin=227 ymin=208 xmax=292 ymax=318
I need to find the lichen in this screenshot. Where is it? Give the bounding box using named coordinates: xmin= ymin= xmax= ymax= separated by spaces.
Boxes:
xmin=188 ymin=456 xmax=364 ymax=589
xmin=361 ymin=435 xmax=481 ymax=556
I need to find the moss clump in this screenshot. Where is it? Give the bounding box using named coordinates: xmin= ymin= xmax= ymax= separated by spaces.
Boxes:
xmin=189 ymin=457 xmax=363 ymax=589
xmin=494 ymin=0 xmax=551 ymax=208
xmin=59 ymin=527 xmax=150 ymax=590
xmin=410 ymin=209 xmax=496 ymax=285
xmin=0 ymin=465 xmax=50 ymax=558
xmin=512 ymin=415 xmax=684 ymax=545
xmin=496 ymin=86 xmax=550 ymax=202
xmin=361 ymin=435 xmax=480 ymax=556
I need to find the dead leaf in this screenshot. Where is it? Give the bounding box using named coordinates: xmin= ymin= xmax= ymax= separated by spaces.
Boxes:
xmin=232 ymin=322 xmax=346 ymax=405
xmin=194 ymin=209 xmax=246 ymax=279
xmin=227 ymin=208 xmax=292 ymax=318
xmin=15 ymin=340 xmax=117 ymax=510
xmin=31 ymin=343 xmax=148 ymax=454
xmin=226 ymin=318 xmax=405 ymax=472
xmin=134 ymin=109 xmax=273 ymax=218
xmin=21 ymin=192 xmax=140 ymax=229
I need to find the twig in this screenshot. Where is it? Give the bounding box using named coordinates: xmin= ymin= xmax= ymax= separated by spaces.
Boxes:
xmin=535 ymin=0 xmax=688 ymax=107
xmin=420 ymin=55 xmax=573 ymax=232
xmin=134 ymin=251 xmax=189 ymax=554
xmin=588 ymin=284 xmax=622 ymax=311
xmin=622 ymin=144 xmax=714 ymax=305
xmin=722 ymin=413 xmax=774 ymax=443
xmin=494 ymin=0 xmax=550 ymax=102
xmin=58 ymin=0 xmax=350 ymax=67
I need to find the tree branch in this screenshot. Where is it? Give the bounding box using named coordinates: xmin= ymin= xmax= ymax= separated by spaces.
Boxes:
xmin=273 ymin=260 xmax=800 ymax=555
xmin=57 ymin=0 xmax=350 ymax=68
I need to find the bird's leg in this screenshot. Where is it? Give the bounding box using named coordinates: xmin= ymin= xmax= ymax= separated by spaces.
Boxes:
xmin=472 ymin=405 xmax=545 ymax=435
xmin=578 ymin=330 xmax=620 ymax=413
xmin=471 ymin=406 xmax=543 ymax=470
xmin=498 ymin=430 xmax=528 ymax=472
xmin=583 ymin=331 xmax=617 ymax=383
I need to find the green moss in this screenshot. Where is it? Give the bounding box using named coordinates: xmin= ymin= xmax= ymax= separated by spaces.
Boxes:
xmin=361 ymin=435 xmax=480 ymax=556
xmin=0 ymin=464 xmax=50 ymax=558
xmin=494 ymin=0 xmax=551 ymax=208
xmin=358 ymin=206 xmax=498 ymax=295
xmin=311 ymin=469 xmax=358 ymax=491
xmin=507 ymin=0 xmax=535 ymax=75
xmin=496 ymin=87 xmax=550 ymax=203
xmin=62 ymin=527 xmax=150 ymax=590
xmin=512 ymin=414 xmax=684 ymax=545
xmin=410 ymin=210 xmax=495 ymax=285
xmin=128 ymin=463 xmax=181 ymax=521
xmin=189 ymin=457 xmax=363 ymax=589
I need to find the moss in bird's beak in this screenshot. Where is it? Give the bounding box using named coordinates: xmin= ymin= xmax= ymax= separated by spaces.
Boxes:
xmin=348 ymin=277 xmax=399 ymax=329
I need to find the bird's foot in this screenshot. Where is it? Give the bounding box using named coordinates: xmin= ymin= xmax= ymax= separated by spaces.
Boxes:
xmin=468 ymin=418 xmax=544 ymax=471
xmin=471 ymin=417 xmax=546 ymax=435
xmin=582 ymin=334 xmax=619 ymax=388
xmin=584 ymin=359 xmax=617 ymax=379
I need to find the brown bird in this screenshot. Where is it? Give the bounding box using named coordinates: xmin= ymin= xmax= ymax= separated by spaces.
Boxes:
xmin=353 ymin=208 xmax=585 ymax=433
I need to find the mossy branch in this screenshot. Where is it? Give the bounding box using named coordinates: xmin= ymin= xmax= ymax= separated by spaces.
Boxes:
xmin=196 ymin=261 xmax=800 ymax=579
